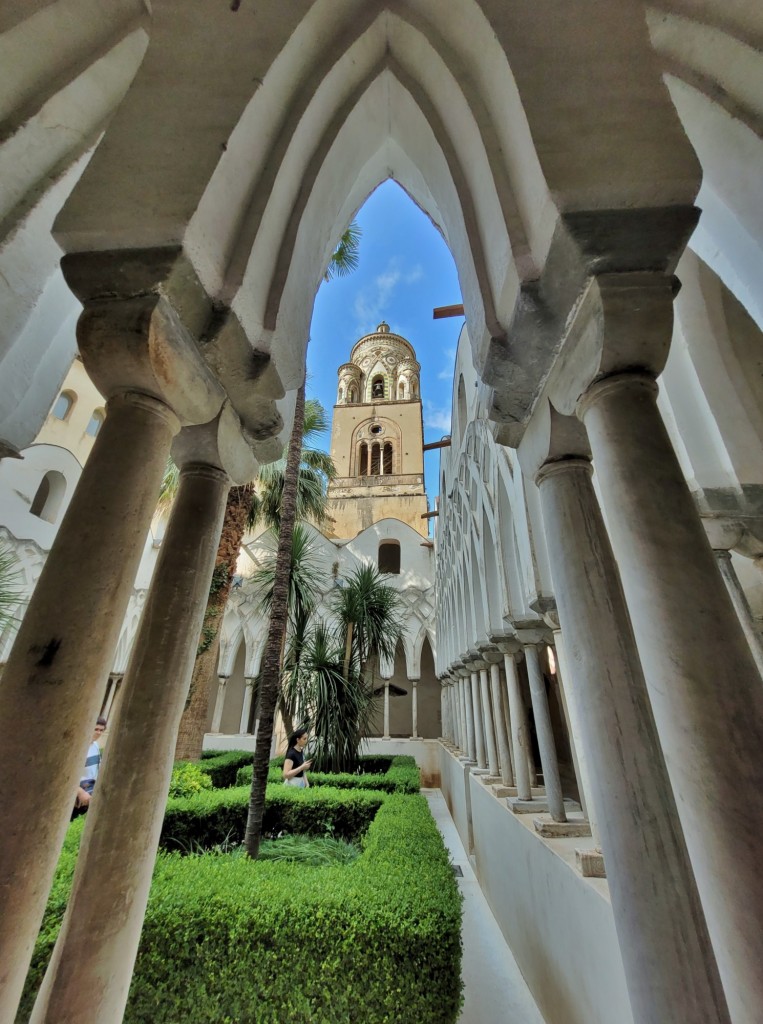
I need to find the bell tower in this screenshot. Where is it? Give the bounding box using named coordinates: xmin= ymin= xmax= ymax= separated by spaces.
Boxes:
xmin=327 ymin=321 xmax=429 ymax=539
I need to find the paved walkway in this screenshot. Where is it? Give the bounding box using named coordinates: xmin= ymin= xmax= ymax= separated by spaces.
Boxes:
xmin=423 ymin=789 xmax=546 ymax=1024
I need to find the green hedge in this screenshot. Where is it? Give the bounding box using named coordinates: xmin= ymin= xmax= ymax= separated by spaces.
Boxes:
xmin=20 ymin=792 xmax=462 ymax=1024
xmin=160 ymin=784 xmax=385 ymax=851
xmin=186 ymin=749 xmax=253 ymax=788
xmin=237 ymin=754 xmax=421 ymax=794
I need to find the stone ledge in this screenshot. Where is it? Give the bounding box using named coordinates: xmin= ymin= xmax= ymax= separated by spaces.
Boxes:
xmin=533 ymin=818 xmax=592 ymax=839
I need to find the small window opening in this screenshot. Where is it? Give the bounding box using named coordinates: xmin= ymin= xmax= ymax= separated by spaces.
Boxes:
xmin=52 ymin=391 xmax=75 ymax=421
xmin=359 ymin=442 xmax=369 ymax=476
xmin=30 ymin=470 xmax=67 ymax=524
xmin=370 ymin=442 xmax=381 ymax=474
xmin=372 ymin=376 xmax=385 ymax=399
xmin=383 ymin=441 xmax=393 ymax=474
xmin=378 ymin=540 xmax=401 ymax=574
xmin=86 ymin=410 xmax=105 ymax=437
xmin=347 ymin=386 xmax=357 ymax=404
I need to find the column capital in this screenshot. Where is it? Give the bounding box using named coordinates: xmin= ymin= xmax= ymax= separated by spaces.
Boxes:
xmin=577 ymin=370 xmax=658 ymax=420
xmin=476 ymin=642 xmax=503 ymax=665
xmin=547 ymin=271 xmax=676 ymax=418
xmin=172 ymin=402 xmax=257 ymax=485
xmin=518 ymin=400 xmax=591 ymax=482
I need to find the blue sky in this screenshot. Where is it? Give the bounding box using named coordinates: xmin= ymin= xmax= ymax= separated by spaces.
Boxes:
xmin=307 ymin=180 xmax=463 ymax=510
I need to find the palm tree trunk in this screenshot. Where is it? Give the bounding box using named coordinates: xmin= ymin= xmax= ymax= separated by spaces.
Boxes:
xmin=244 ymin=383 xmax=306 ymax=857
xmin=174 ymin=484 xmax=253 ymax=761
xmin=342 ymin=621 xmax=354 ymax=681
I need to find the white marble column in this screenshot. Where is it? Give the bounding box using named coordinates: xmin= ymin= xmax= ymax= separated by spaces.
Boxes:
xmin=462 ymin=673 xmax=476 ymax=762
xmin=239 ymin=678 xmax=255 ymax=734
xmin=383 ymin=681 xmax=391 ymax=739
xmin=714 ymin=550 xmax=763 ymax=679
xmin=210 ymin=675 xmax=229 ymax=733
xmin=456 ymin=679 xmax=467 ymax=753
xmin=580 ymin=371 xmax=763 ymax=1022
xmin=478 ymin=668 xmax=499 ymax=776
xmin=29 ymin=458 xmax=229 ymax=1024
xmin=412 ymin=680 xmax=419 ymax=738
xmin=504 ymin=653 xmax=532 ymax=800
xmin=534 ymin=450 xmax=729 ymax=1024
xmin=524 ymin=645 xmax=567 ymax=822
xmin=470 ymin=671 xmax=487 ymax=769
xmin=489 ymin=663 xmax=514 ymax=786
xmin=0 ymin=392 xmax=179 ymax=1019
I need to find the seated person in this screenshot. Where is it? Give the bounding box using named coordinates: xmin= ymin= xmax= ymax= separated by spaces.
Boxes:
xmin=73 ymin=717 xmax=107 ymax=815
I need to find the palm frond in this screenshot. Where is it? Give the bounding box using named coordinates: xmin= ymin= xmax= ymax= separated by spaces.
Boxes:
xmin=0 ymin=541 xmax=23 ymax=635
xmin=303 ymin=399 xmax=331 ymax=442
xmin=324 ymin=220 xmax=362 ymax=281
xmin=156 ymin=457 xmax=180 ymax=514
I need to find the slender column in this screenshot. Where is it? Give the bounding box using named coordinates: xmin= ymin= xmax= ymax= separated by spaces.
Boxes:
xmin=239 ymin=678 xmax=255 ymax=734
xmin=504 ymin=654 xmax=532 ymax=800
xmin=499 ymin=668 xmax=517 ymax=782
xmin=412 ymin=681 xmax=419 ymax=738
xmin=580 ymin=372 xmax=763 ymax=1022
xmin=535 ymin=454 xmax=729 ymax=1024
xmin=383 ymin=681 xmax=390 ymax=739
xmin=552 ymin=632 xmax=599 ymax=842
xmin=470 ymin=672 xmax=487 ymax=768
xmin=478 ymin=668 xmax=499 ymax=775
xmin=0 ymin=392 xmax=179 ymax=1019
xmin=456 ymin=680 xmax=467 ymax=752
xmin=210 ymin=675 xmax=228 ymax=733
xmin=489 ymin=663 xmax=514 ymax=786
xmin=31 ymin=462 xmax=228 ymax=1024
xmin=524 ymin=645 xmax=566 ymax=822
xmin=462 ymin=675 xmax=476 ymax=761
xmin=714 ymin=550 xmax=763 ymax=679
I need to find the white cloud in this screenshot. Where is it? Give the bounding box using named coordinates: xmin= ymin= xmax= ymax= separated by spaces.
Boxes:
xmin=424 ymin=400 xmax=451 ymax=432
xmin=437 ymin=347 xmax=456 ymax=380
xmin=352 ymin=259 xmax=424 ymax=334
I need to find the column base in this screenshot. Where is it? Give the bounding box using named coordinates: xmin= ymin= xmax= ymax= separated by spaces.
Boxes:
xmin=492 ymin=785 xmax=546 ymax=799
xmin=509 ymin=797 xmax=581 ymax=816
xmin=477 ymin=775 xmax=502 ymax=785
xmin=576 ymin=847 xmax=606 ymax=877
xmin=470 ymin=767 xmax=492 ymax=776
xmin=533 ymin=817 xmax=592 ymax=839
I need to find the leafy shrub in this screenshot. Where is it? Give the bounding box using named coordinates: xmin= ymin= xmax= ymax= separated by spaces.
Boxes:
xmin=19 ymin=794 xmax=462 ymax=1024
xmin=237 ymin=754 xmax=420 ymax=794
xmin=168 ymin=762 xmax=213 ymax=799
xmin=191 ymin=749 xmax=253 ymax=788
xmin=159 ymin=784 xmax=384 ymax=851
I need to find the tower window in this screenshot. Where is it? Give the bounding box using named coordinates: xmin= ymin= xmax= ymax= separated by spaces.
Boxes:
xmin=370 ymin=442 xmax=381 ymax=474
xmin=52 ymin=391 xmax=76 ymax=421
xmin=378 ymin=540 xmax=401 ymax=574
xmin=398 ymin=381 xmax=406 ymax=399
xmin=371 ymin=376 xmax=385 ymax=399
xmin=347 ymin=385 xmax=357 ymax=404
xmin=30 ymin=470 xmax=67 ymax=524
xmin=86 ymin=410 xmax=105 ymax=437
xmin=383 ymin=441 xmax=393 ymax=474
xmin=359 ymin=442 xmax=368 ymax=476
xmin=338 ymin=386 xmax=345 ymax=403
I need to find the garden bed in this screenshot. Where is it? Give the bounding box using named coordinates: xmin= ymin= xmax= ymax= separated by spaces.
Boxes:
xmin=237 ymin=753 xmax=421 ymax=794
xmin=20 ymin=788 xmax=462 ymax=1024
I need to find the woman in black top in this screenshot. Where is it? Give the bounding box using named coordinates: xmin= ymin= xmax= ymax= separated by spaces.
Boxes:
xmin=283 ymin=728 xmax=312 ymax=788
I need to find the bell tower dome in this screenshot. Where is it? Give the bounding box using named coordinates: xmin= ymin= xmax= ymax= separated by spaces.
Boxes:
xmin=328 ymin=322 xmax=428 ymax=539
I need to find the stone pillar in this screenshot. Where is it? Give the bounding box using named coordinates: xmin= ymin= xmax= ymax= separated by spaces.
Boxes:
xmin=526 ymin=427 xmax=730 ymax=1024
xmin=503 ymin=653 xmax=532 ymax=800
xmin=469 ymin=671 xmax=487 ymax=769
xmin=383 ymin=681 xmax=390 ymax=739
xmin=524 ymin=644 xmax=567 ymax=822
xmin=30 ymin=458 xmax=231 ymax=1024
xmin=462 ymin=673 xmax=476 ymax=762
xmin=714 ymin=549 xmax=763 ymax=679
xmin=478 ymin=668 xmax=499 ymax=776
xmin=552 ymin=630 xmax=599 ymax=842
xmin=210 ymin=675 xmax=229 ymax=733
xmin=239 ymin=678 xmax=255 ymax=734
xmin=489 ymin=663 xmax=514 ymax=786
xmin=412 ymin=680 xmax=419 ymax=738
xmin=456 ymin=678 xmax=467 ymax=752
xmin=0 ymin=392 xmax=179 ymax=1018
xmin=580 ymin=370 xmax=763 ymax=1021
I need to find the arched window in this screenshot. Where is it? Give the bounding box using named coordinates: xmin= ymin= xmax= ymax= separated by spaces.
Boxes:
xmin=370 ymin=442 xmax=381 ymax=474
xmin=347 ymin=385 xmax=357 ymax=404
xmin=338 ymin=386 xmax=345 ymax=404
xmin=52 ymin=391 xmax=76 ymax=421
xmin=29 ymin=470 xmax=67 ymax=524
xmin=411 ymin=378 xmax=419 ymax=398
xmin=378 ymin=540 xmax=401 ymax=574
xmin=371 ymin=375 xmax=385 ymax=399
xmin=398 ymin=381 xmax=406 ymax=400
xmin=85 ymin=410 xmax=105 ymax=437
xmin=359 ymin=442 xmax=369 ymax=476
xmin=383 ymin=441 xmax=393 ymax=474
xmin=457 ymin=376 xmax=467 ymax=440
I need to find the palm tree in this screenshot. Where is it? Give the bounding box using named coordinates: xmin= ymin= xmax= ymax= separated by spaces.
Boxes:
xmin=323 ymin=221 xmax=361 ymax=280
xmin=0 ymin=541 xmax=22 ymax=641
xmin=171 ymin=397 xmax=335 ymax=761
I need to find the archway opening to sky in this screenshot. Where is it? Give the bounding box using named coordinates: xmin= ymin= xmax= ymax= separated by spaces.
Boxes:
xmin=308 ymin=180 xmax=462 ymax=505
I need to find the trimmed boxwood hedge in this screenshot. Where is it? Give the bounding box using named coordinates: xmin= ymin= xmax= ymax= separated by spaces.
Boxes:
xmin=179 ymin=749 xmax=253 ymax=788
xmin=20 ymin=790 xmax=462 ymax=1024
xmin=237 ymin=753 xmax=421 ymax=794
